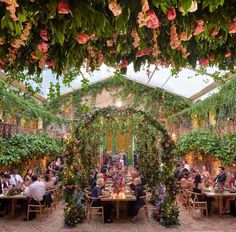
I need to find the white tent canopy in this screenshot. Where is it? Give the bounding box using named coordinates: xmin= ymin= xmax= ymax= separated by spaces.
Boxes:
xmin=38 ymin=64 xmax=228 ymax=99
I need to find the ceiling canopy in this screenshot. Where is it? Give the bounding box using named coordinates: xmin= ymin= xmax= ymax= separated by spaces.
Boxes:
xmin=0 ymin=0 xmax=235 ymax=90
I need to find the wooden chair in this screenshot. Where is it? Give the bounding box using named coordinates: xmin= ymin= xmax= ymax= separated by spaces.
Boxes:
xmin=27 ymin=200 xmax=48 ymax=221
xmin=182 ymin=188 xmax=192 ymax=208
xmin=50 ymin=188 xmax=60 ymax=212
xmin=188 ymin=190 xmax=208 ymax=217
xmin=140 ymin=195 xmax=149 ymax=222
xmin=85 ymin=194 xmax=104 ymax=224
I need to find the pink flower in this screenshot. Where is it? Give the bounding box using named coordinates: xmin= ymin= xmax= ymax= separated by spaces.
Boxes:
xmin=210 ymin=28 xmax=218 ymax=36
xmin=118 ymin=60 xmax=128 ymax=68
xmin=229 ymin=21 xmax=236 ymax=33
xmin=108 ymin=0 xmax=122 ymax=16
xmin=76 ymin=33 xmax=90 ymax=44
xmin=58 ymin=0 xmax=70 ymax=14
xmin=146 ymin=9 xmax=160 ymax=29
xmin=0 ymin=61 xmax=3 ymax=70
xmin=167 ymin=8 xmax=176 ymax=21
xmin=225 ymin=50 xmax=232 ymax=58
xmin=47 ymin=59 xmax=56 ymax=68
xmin=40 ymin=29 xmax=48 ymax=41
xmin=106 ymin=39 xmax=113 ymax=47
xmin=136 ymin=49 xmax=151 ymax=57
xmin=197 ymin=19 xmax=204 ymax=26
xmin=37 ymin=42 xmax=49 ymax=53
xmin=180 ymin=31 xmax=192 ymax=41
xmin=193 ymin=25 xmax=204 ymax=35
xmin=199 ymin=58 xmax=209 ymax=66
xmin=209 ymin=54 xmax=215 ymax=62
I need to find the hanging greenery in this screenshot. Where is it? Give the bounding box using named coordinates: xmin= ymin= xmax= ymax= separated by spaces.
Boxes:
xmin=175 ymin=130 xmax=236 ymax=165
xmin=0 ymin=0 xmax=235 ymax=89
xmin=0 ymin=133 xmax=62 ymax=168
xmin=46 ymin=74 xmax=191 ymax=119
xmin=63 ymin=106 xmax=179 ymax=227
xmin=167 ymin=76 xmax=236 ymax=129
xmin=0 ymin=85 xmax=69 ymax=125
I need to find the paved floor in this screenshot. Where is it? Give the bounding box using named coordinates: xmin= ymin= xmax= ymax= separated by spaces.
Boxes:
xmin=0 ymin=204 xmax=236 ymax=232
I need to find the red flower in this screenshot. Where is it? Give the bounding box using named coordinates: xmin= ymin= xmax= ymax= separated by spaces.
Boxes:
xmin=146 ymin=9 xmax=160 ymax=29
xmin=225 ymin=50 xmax=232 ymax=58
xmin=76 ymin=33 xmax=90 ymax=44
xmin=229 ymin=21 xmax=236 ymax=33
xmin=136 ymin=49 xmax=151 ymax=57
xmin=40 ymin=29 xmax=48 ymax=41
xmin=118 ymin=60 xmax=129 ymax=68
xmin=58 ymin=0 xmax=70 ymax=14
xmin=193 ymin=20 xmax=205 ymax=35
xmin=210 ymin=28 xmax=218 ymax=36
xmin=166 ymin=8 xmax=176 ymax=21
xmin=37 ymin=42 xmax=49 ymax=53
xmin=199 ymin=58 xmax=209 ymax=66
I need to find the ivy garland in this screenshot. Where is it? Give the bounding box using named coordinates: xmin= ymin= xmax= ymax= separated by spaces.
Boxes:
xmin=0 ymin=0 xmax=235 ymax=90
xmin=0 ymin=85 xmax=69 ymax=125
xmin=46 ymin=74 xmax=191 ymax=120
xmin=175 ymin=130 xmax=236 ymax=165
xmin=63 ymin=106 xmax=179 ymax=227
xmin=167 ymin=76 xmax=236 ymax=129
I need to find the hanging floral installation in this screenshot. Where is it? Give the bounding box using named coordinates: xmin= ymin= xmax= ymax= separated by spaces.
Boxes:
xmin=0 ymin=0 xmax=235 ymax=83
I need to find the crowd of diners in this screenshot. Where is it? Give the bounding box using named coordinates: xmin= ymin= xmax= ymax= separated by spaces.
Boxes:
xmin=88 ymin=151 xmax=147 ymax=223
xmin=0 ymin=157 xmax=64 ymax=220
xmin=175 ymin=160 xmax=236 ymax=215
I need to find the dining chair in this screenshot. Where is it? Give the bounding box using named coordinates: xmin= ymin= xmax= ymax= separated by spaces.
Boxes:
xmin=85 ymin=194 xmax=104 ymax=223
xmin=140 ymin=195 xmax=149 ymax=222
xmin=187 ymin=190 xmax=208 ymax=218
xmin=27 ymin=200 xmax=48 ymax=221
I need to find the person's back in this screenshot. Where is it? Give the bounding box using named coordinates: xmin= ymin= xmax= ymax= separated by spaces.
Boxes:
xmin=26 ymin=176 xmax=46 ymax=201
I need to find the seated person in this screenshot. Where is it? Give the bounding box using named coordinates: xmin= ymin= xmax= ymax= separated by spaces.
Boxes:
xmin=50 ymin=171 xmax=59 ymax=185
xmin=129 ymin=170 xmax=139 ymax=191
xmin=89 ymin=169 xmax=97 ymax=191
xmin=24 ymin=175 xmax=46 ymax=220
xmin=223 ymin=171 xmax=236 ymax=214
xmin=180 ymin=172 xmax=192 ymax=189
xmin=91 ymin=178 xmax=113 ymax=223
xmin=9 ymin=169 xmax=24 ymax=187
xmin=192 ymin=174 xmax=212 ymax=215
xmin=24 ymin=169 xmax=34 ymax=182
xmin=214 ymin=166 xmax=227 ymax=185
xmin=130 ymin=178 xmax=145 ymax=222
xmin=44 ymin=174 xmax=55 ymax=191
xmin=0 ymin=173 xmax=11 ymax=216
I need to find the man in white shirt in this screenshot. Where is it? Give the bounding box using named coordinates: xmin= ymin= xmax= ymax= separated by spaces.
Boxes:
xmin=24 ymin=175 xmax=46 ymax=220
xmin=9 ymin=170 xmax=24 ymax=186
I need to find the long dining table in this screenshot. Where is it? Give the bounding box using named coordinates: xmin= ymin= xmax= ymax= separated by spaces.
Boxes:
xmin=204 ymin=190 xmax=236 ymax=214
xmin=101 ymin=192 xmax=136 ymax=220
xmin=0 ymin=194 xmax=26 ymax=216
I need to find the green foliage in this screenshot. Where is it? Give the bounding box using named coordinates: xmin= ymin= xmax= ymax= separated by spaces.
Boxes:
xmin=0 ymin=133 xmax=62 ymax=168
xmin=0 ymin=1 xmax=235 ymax=92
xmin=66 ymin=106 xmax=179 ymax=226
xmin=0 ymin=86 xmax=68 ymax=125
xmin=47 ymin=75 xmax=190 ymax=119
xmin=175 ymin=130 xmax=236 ymax=165
xmin=168 ymin=76 xmax=236 ymax=127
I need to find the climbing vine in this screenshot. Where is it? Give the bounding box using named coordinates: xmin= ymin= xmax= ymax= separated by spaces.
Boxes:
xmin=63 ymin=106 xmax=179 ymax=227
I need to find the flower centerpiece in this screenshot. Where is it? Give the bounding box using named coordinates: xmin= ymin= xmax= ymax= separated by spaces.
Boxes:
xmin=6 ymin=186 xmax=23 ymax=196
xmin=214 ymin=184 xmax=224 ymax=194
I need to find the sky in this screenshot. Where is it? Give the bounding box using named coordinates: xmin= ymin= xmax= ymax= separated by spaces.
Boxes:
xmin=37 ymin=64 xmax=226 ymax=99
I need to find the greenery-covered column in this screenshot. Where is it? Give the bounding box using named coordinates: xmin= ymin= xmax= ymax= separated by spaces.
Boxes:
xmin=63 ymin=137 xmax=86 ymax=227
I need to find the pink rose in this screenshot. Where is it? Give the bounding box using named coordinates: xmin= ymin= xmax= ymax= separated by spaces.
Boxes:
xmin=58 ymin=0 xmax=70 ymax=14
xmin=136 ymin=49 xmax=151 ymax=57
xmin=225 ymin=50 xmax=232 ymax=58
xmin=76 ymin=33 xmax=90 ymax=44
xmin=40 ymin=29 xmax=48 ymax=41
xmin=180 ymin=31 xmax=192 ymax=41
xmin=108 ymin=0 xmax=122 ymax=16
xmin=210 ymin=28 xmax=218 ymax=36
xmin=118 ymin=60 xmax=128 ymax=68
xmin=37 ymin=42 xmax=49 ymax=53
xmin=167 ymin=8 xmax=176 ymax=21
xmin=229 ymin=21 xmax=236 ymax=33
xmin=193 ymin=25 xmax=204 ymax=35
xmin=146 ymin=9 xmax=160 ymax=29
xmin=199 ymin=58 xmax=209 ymax=66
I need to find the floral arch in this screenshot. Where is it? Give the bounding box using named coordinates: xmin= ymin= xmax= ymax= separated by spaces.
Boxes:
xmin=63 ymin=107 xmax=179 ymax=227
